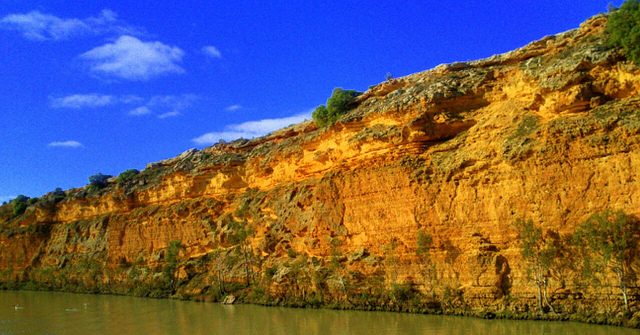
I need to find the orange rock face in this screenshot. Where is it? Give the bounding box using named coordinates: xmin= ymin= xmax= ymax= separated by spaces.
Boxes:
xmin=2 ymin=15 xmax=640 ymax=315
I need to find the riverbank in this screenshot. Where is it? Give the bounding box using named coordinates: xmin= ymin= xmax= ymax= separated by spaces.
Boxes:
xmin=3 ymin=282 xmax=639 ymax=329
xmin=2 ymin=290 xmax=639 ymax=335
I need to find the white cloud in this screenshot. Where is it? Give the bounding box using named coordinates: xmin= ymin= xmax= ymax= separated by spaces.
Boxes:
xmin=192 ymin=111 xmax=311 ymax=145
xmin=138 ymin=94 xmax=196 ymax=117
xmin=80 ymin=35 xmax=185 ymax=81
xmin=225 ymin=104 xmax=242 ymax=112
xmin=158 ymin=111 xmax=181 ymax=119
xmin=0 ymin=9 xmax=139 ymax=41
xmin=48 ymin=140 xmax=83 ymax=148
xmin=148 ymin=94 xmax=196 ymax=110
xmin=120 ymin=95 xmax=144 ymax=104
xmin=50 ymin=93 xmax=196 ymax=117
xmin=128 ymin=106 xmax=151 ymax=116
xmin=202 ymin=45 xmax=222 ymax=59
xmin=50 ymin=94 xmax=114 ymax=109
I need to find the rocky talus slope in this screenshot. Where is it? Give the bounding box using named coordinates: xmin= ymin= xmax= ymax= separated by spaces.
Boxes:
xmin=2 ymin=15 xmax=640 ymax=325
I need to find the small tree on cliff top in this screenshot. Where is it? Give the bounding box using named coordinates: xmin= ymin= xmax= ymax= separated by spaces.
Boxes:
xmin=88 ymin=173 xmax=112 ymax=189
xmin=116 ymin=169 xmax=139 ymax=185
xmin=11 ymin=195 xmax=30 ymax=217
xmin=572 ymin=210 xmax=640 ymax=312
xmin=312 ymin=88 xmax=361 ymax=127
xmin=607 ymin=0 xmax=640 ymax=65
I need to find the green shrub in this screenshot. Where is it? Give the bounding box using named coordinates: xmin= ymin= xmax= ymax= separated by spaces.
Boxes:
xmin=35 ymin=188 xmax=66 ymax=209
xmin=117 ymin=169 xmax=140 ymax=184
xmin=312 ymin=105 xmax=330 ymax=127
xmin=607 ymin=0 xmax=640 ymax=65
xmin=88 ymin=173 xmax=112 ymax=188
xmin=327 ymin=88 xmax=360 ymax=115
xmin=416 ymin=229 xmax=433 ymax=257
xmin=312 ymin=88 xmax=361 ymax=127
xmin=391 ymin=283 xmax=415 ymax=303
xmin=572 ymin=210 xmax=639 ymax=311
xmin=50 ymin=188 xmax=65 ymax=202
xmin=163 ymin=240 xmax=182 ymax=290
xmin=11 ymin=195 xmax=30 ymax=217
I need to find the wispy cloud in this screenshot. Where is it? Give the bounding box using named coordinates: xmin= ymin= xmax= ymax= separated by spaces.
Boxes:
xmin=120 ymin=95 xmax=144 ymax=104
xmin=128 ymin=106 xmax=151 ymax=116
xmin=129 ymin=94 xmax=196 ymax=118
xmin=50 ymin=94 xmax=115 ymax=109
xmin=192 ymin=111 xmax=311 ymax=145
xmin=225 ymin=104 xmax=242 ymax=112
xmin=51 ymin=93 xmax=196 ymax=117
xmin=48 ymin=140 xmax=83 ymax=148
xmin=128 ymin=94 xmax=198 ymax=119
xmin=148 ymin=94 xmax=196 ymax=111
xmin=0 ymin=9 xmax=139 ymax=41
xmin=202 ymin=45 xmax=222 ymax=59
xmin=80 ymin=35 xmax=185 ymax=81
xmin=158 ymin=111 xmax=181 ymax=119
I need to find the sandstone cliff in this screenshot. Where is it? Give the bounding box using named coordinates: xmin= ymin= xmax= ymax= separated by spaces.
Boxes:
xmin=2 ymin=15 xmax=640 ymax=325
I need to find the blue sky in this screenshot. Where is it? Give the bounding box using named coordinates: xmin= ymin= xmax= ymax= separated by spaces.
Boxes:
xmin=0 ymin=1 xmax=621 ymax=200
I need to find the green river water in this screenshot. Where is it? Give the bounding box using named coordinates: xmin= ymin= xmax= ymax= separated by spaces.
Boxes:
xmin=0 ymin=291 xmax=637 ymax=334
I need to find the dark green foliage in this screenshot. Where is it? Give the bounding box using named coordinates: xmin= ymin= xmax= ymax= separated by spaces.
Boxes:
xmin=572 ymin=210 xmax=640 ymax=311
xmin=416 ymin=229 xmax=437 ymax=293
xmin=11 ymin=195 xmax=30 ymax=217
xmin=390 ymin=283 xmax=416 ymax=303
xmin=50 ymin=188 xmax=66 ymax=203
xmin=88 ymin=173 xmax=112 ymax=188
xmin=227 ymin=220 xmax=256 ymax=286
xmin=227 ymin=219 xmax=254 ymax=245
xmin=515 ymin=219 xmax=544 ymax=261
xmin=416 ymin=229 xmax=433 ymax=257
xmin=116 ymin=169 xmax=139 ymax=184
xmin=163 ymin=240 xmax=182 ymax=291
xmin=312 ymin=105 xmax=329 ymax=127
xmin=607 ymin=0 xmax=640 ymax=65
xmin=26 ymin=188 xmax=66 ymax=213
xmin=327 ymin=88 xmax=360 ymax=116
xmin=312 ymin=88 xmax=361 ymax=127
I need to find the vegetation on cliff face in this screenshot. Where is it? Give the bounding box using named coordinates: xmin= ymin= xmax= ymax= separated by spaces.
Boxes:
xmin=3 ymin=13 xmax=640 ymax=328
xmin=312 ymin=88 xmax=361 ymax=127
xmin=116 ymin=169 xmax=140 ymax=186
xmin=514 ymin=219 xmax=559 ymax=314
xmin=514 ymin=212 xmax=640 ymax=317
xmin=573 ymin=210 xmax=640 ymax=312
xmin=9 ymin=195 xmax=31 ymax=218
xmin=607 ymin=0 xmax=640 ymax=65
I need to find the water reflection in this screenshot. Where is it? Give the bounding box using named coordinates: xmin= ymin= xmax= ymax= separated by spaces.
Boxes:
xmin=0 ymin=291 xmax=636 ymax=335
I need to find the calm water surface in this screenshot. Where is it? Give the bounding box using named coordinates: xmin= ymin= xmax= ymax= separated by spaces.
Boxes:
xmin=0 ymin=290 xmax=637 ymax=335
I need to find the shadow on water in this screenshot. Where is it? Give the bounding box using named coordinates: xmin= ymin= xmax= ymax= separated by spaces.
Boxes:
xmin=0 ymin=291 xmax=637 ymax=335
